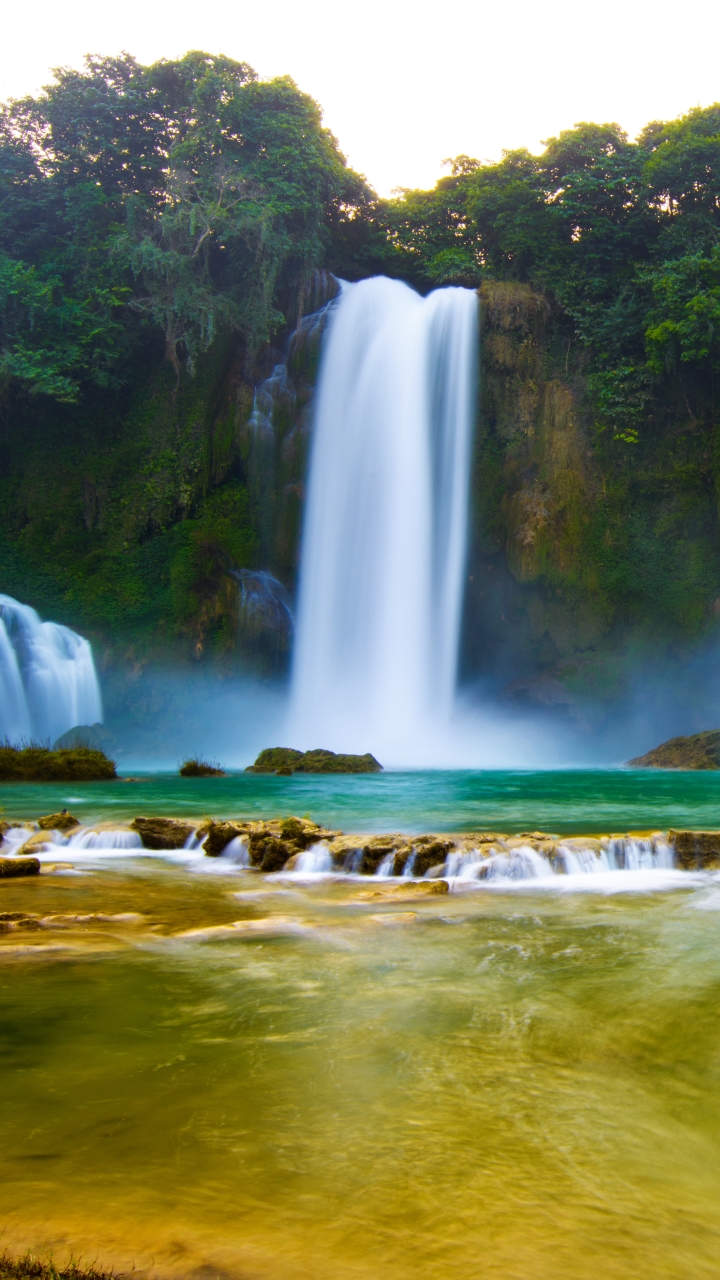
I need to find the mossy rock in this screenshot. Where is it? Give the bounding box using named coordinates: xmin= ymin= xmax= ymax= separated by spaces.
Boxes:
xmin=130 ymin=817 xmax=195 ymax=849
xmin=669 ymin=830 xmax=720 ymax=869
xmin=247 ymin=747 xmax=382 ymax=774
xmin=0 ymin=746 xmax=117 ymax=782
xmin=628 ymin=731 xmax=720 ymax=770
xmin=200 ymin=821 xmax=246 ymax=856
xmin=0 ymin=857 xmax=40 ymax=878
xmin=412 ymin=838 xmax=455 ymax=877
xmin=179 ymin=758 xmax=226 ymax=777
xmin=37 ymin=812 xmax=80 ymax=832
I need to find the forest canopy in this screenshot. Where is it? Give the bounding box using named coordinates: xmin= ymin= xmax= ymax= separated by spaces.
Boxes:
xmin=2 ymin=54 xmax=720 ymax=680
xmin=0 ymin=51 xmax=366 ymax=400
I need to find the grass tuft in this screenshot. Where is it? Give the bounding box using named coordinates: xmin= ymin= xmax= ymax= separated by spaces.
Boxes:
xmin=0 ymin=1251 xmax=114 ymax=1280
xmin=179 ymin=755 xmax=226 ymax=777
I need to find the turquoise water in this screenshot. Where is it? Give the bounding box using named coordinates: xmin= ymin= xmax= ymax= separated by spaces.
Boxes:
xmin=2 ymin=768 xmax=720 ymax=833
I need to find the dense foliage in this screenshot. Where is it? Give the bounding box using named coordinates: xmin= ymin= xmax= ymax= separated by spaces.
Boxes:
xmin=373 ymin=110 xmax=720 ymax=443
xmin=2 ymin=53 xmax=720 ymax=704
xmin=0 ymin=51 xmax=363 ymax=400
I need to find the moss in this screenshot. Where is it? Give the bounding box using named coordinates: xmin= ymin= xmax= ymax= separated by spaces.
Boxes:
xmin=628 ymin=730 xmax=720 ymax=769
xmin=247 ymin=747 xmax=383 ymax=774
xmin=0 ymin=747 xmax=117 ymax=782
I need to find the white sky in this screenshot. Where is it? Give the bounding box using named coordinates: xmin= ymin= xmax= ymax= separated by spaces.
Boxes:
xmin=2 ymin=0 xmax=719 ymax=196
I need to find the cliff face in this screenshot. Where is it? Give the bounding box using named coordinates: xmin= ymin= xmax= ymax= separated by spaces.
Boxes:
xmin=463 ymin=281 xmax=720 ymax=713
xmin=3 ymin=276 xmax=720 ymax=720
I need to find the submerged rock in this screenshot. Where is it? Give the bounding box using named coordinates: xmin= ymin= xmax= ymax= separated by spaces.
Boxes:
xmin=669 ymin=830 xmax=720 ymax=869
xmin=628 ymin=730 xmax=720 ymax=770
xmin=130 ymin=817 xmax=195 ymax=849
xmin=0 ymin=856 xmax=40 ymax=878
xmin=247 ymin=747 xmax=382 ymax=774
xmin=357 ymin=881 xmax=450 ymax=899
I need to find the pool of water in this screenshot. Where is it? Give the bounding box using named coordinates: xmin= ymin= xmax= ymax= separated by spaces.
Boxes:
xmin=3 ymin=768 xmax=720 ymax=834
xmin=2 ymin=861 xmax=720 ymax=1278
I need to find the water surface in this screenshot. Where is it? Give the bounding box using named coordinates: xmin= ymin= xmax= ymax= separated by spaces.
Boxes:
xmin=2 ymin=861 xmax=720 ymax=1278
xmin=3 ymin=768 xmax=720 ymax=833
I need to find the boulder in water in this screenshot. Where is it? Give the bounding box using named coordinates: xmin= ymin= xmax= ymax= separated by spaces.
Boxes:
xmin=669 ymin=830 xmax=720 ymax=869
xmin=200 ymin=821 xmax=247 ymax=857
xmin=38 ymin=811 xmax=80 ymax=832
xmin=179 ymin=757 xmax=226 ymax=777
xmin=0 ymin=856 xmax=40 ymax=878
xmin=628 ymin=731 xmax=720 ymax=770
xmin=247 ymin=747 xmax=382 ymax=774
xmin=130 ymin=817 xmax=195 ymax=849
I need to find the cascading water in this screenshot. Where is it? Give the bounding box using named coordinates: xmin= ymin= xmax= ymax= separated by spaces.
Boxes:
xmin=0 ymin=595 xmax=102 ymax=743
xmin=289 ymin=276 xmax=478 ymax=763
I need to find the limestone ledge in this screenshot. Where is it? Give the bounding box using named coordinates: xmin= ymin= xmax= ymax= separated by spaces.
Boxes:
xmin=5 ymin=815 xmax=720 ymax=873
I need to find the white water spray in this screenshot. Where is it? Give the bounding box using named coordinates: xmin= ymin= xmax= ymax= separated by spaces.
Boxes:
xmin=0 ymin=595 xmax=102 ymax=743
xmin=289 ymin=276 xmax=478 ymax=763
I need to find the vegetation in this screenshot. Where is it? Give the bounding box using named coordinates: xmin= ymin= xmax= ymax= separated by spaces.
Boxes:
xmin=628 ymin=730 xmax=720 ymax=769
xmin=179 ymin=755 xmax=226 ymax=776
xmin=3 ymin=52 xmax=720 ymax=703
xmin=248 ymin=747 xmax=383 ymax=773
xmin=0 ymin=745 xmax=117 ymax=781
xmin=0 ymin=1252 xmax=113 ymax=1280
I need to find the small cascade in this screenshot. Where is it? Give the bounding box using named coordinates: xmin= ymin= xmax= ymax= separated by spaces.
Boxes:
xmin=63 ymin=829 xmax=142 ymax=851
xmin=289 ymin=276 xmax=479 ymax=762
xmin=0 ymin=595 xmax=102 ymax=743
xmin=222 ymin=836 xmax=251 ymax=866
xmin=294 ymin=842 xmax=334 ymax=873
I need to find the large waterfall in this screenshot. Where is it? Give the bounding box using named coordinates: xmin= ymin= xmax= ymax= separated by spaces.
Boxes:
xmin=289 ymin=276 xmax=478 ymax=764
xmin=0 ymin=595 xmax=102 ymax=744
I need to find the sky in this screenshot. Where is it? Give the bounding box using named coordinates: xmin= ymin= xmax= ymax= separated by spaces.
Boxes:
xmin=2 ymin=0 xmax=720 ymax=196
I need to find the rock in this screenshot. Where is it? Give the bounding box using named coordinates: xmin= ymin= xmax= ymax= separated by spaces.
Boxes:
xmin=412 ymin=838 xmax=456 ymax=877
xmin=200 ymin=821 xmax=247 ymax=857
xmin=18 ymin=832 xmax=54 ymax=853
xmin=279 ymin=817 xmax=323 ymax=847
xmin=259 ymin=839 xmax=292 ymax=872
xmin=247 ymin=747 xmax=382 ymax=774
xmin=669 ymin=830 xmax=720 ymax=869
xmin=276 ymin=767 xmax=293 ymax=776
xmin=628 ymin=730 xmax=720 ymax=770
xmin=37 ymin=811 xmax=80 ymax=832
xmin=130 ymin=817 xmax=195 ymax=849
xmin=179 ymin=758 xmax=226 ymax=777
xmin=357 ymin=880 xmax=449 ymax=900
xmin=0 ymin=857 xmax=40 ymax=878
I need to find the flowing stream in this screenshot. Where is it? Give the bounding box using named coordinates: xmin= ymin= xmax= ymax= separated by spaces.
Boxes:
xmin=3 ymin=863 xmax=720 ymax=1279
xmin=0 ymin=594 xmax=102 ymax=743
xmin=290 ymin=277 xmax=478 ymax=762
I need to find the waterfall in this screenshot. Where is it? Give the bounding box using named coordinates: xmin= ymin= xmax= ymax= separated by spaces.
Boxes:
xmin=0 ymin=595 xmax=102 ymax=743
xmin=289 ymin=276 xmax=478 ymax=763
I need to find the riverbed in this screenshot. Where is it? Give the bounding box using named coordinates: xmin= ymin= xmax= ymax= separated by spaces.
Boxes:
xmin=3 ymin=846 xmax=720 ymax=1278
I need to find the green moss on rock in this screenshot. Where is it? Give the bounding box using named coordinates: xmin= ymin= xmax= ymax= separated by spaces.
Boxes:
xmin=627 ymin=730 xmax=720 ymax=769
xmin=248 ymin=747 xmax=382 ymax=774
xmin=0 ymin=747 xmax=117 ymax=782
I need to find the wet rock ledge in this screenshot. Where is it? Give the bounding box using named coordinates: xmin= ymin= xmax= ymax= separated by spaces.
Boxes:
xmin=6 ymin=813 xmax=720 ymax=875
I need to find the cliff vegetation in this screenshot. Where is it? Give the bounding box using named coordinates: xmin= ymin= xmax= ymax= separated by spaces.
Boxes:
xmin=3 ymin=57 xmax=720 ymax=711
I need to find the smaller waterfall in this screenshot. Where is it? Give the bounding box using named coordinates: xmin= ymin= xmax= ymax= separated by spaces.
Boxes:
xmin=0 ymin=595 xmax=102 ymax=743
